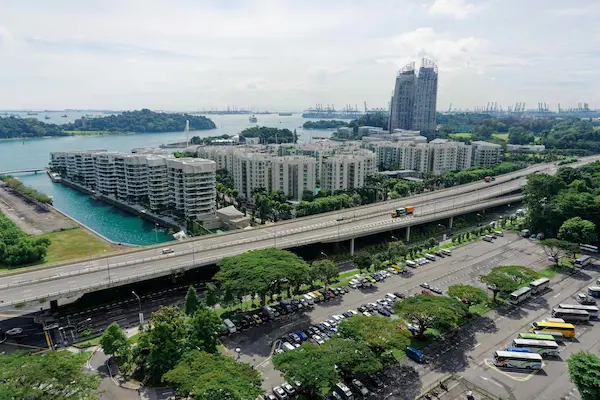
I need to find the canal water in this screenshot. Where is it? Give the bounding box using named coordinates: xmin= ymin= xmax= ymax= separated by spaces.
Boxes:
xmin=0 ymin=113 xmax=334 ymax=245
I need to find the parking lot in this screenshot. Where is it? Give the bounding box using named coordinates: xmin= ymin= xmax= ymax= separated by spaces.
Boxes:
xmin=221 ymin=232 xmax=555 ymax=397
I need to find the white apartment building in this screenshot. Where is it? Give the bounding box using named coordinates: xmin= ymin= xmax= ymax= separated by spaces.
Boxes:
xmin=272 ymin=156 xmax=316 ymax=201
xmin=195 ymin=145 xmax=237 ymax=171
xmin=232 ymin=152 xmax=273 ymax=200
xmin=167 ymin=158 xmax=217 ymax=220
xmin=49 ymin=151 xmax=216 ymax=221
xmin=428 ymin=139 xmax=472 ymax=174
xmin=320 ymin=150 xmax=377 ymax=191
xmin=472 ymin=141 xmax=503 ymax=167
xmin=146 ymin=154 xmax=173 ymax=212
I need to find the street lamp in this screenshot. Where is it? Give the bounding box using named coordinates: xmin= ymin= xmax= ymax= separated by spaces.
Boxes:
xmin=320 ymin=252 xmax=328 ymax=259
xmin=132 ymin=291 xmax=144 ymax=325
xmin=391 ymin=235 xmax=398 ymax=241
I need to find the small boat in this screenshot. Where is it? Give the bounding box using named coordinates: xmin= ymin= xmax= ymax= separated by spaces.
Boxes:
xmin=249 ymin=115 xmax=258 ymax=123
xmin=27 ymin=112 xmax=38 ymax=116
xmin=61 ymin=114 xmax=67 ymax=118
xmin=44 ymin=116 xmax=51 ymax=119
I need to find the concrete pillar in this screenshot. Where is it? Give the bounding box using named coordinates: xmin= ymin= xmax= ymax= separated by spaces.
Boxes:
xmin=50 ymin=300 xmax=59 ymax=313
xmin=449 ymin=216 xmax=454 ymax=229
xmin=350 ymin=238 xmax=355 ymax=255
xmin=405 ymin=225 xmax=411 ymax=242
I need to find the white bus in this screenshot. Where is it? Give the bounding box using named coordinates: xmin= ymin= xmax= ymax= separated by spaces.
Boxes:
xmin=529 ymin=278 xmax=550 ymax=294
xmin=511 ymin=339 xmax=560 ymax=357
xmin=588 ymin=286 xmax=600 ymax=299
xmin=551 ymin=308 xmax=590 ymax=323
xmin=509 ymin=287 xmax=532 ymax=305
xmin=580 ymin=244 xmax=598 ymax=254
xmin=441 ymin=249 xmax=452 ymax=256
xmin=405 ymin=260 xmax=417 ymax=268
xmin=493 ymin=350 xmax=543 ymax=370
xmin=558 ymin=304 xmax=598 ymax=319
xmin=574 ymin=255 xmax=592 ymax=268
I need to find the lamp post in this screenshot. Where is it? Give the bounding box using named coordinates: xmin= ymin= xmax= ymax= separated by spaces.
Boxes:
xmin=391 ymin=235 xmax=398 ymax=242
xmin=106 ymin=258 xmax=111 ymax=284
xmin=320 ymin=252 xmax=328 ymax=259
xmin=132 ymin=291 xmax=143 ymax=325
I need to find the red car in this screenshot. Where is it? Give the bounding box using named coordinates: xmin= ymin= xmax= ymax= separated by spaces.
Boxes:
xmin=327 ymin=290 xmax=335 ymax=299
xmin=421 ymin=289 xmax=434 ymax=296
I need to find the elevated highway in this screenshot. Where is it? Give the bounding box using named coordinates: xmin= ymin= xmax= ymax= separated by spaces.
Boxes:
xmin=0 ymin=156 xmax=598 ymax=308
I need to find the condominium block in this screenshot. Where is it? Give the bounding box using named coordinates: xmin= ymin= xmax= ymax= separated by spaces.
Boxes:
xmin=320 ymin=150 xmax=377 ymax=191
xmin=232 ymin=152 xmax=273 ymax=200
xmin=94 ymin=152 xmax=120 ymax=196
xmin=428 ymin=139 xmax=472 ymax=174
xmin=167 ymin=158 xmax=217 ymax=220
xmin=272 ymin=156 xmax=316 ymax=201
xmin=471 ymin=141 xmax=503 ymax=167
xmin=65 ymin=150 xmax=105 ymax=189
xmin=146 ymin=154 xmax=173 ymax=212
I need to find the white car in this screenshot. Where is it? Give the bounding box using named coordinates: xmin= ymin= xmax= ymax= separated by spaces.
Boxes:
xmin=388 ymin=267 xmax=399 ymax=274
xmin=313 ymin=334 xmax=325 ymax=345
xmin=273 ymin=386 xmax=288 ymax=400
xmin=385 ymin=293 xmax=397 ymax=300
xmin=347 ymin=309 xmax=358 ymax=315
xmin=332 ymin=315 xmax=344 ymax=322
xmin=362 ymin=311 xmax=372 ymax=317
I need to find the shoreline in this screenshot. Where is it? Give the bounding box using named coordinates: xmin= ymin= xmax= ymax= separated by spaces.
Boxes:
xmin=0 ymin=128 xmax=217 ymax=142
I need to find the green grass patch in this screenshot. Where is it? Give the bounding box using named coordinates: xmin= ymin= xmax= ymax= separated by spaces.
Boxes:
xmin=128 ymin=333 xmax=140 ymax=344
xmin=74 ymin=336 xmax=102 ymax=348
xmin=469 ymin=301 xmax=495 ymax=316
xmin=40 ymin=228 xmax=119 ymax=264
xmin=449 ymin=132 xmax=472 ymax=139
xmin=492 ymin=133 xmax=509 ymax=141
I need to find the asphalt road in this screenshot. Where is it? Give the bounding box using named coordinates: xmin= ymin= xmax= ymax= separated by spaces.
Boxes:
xmin=220 ymin=232 xmax=552 ymax=392
xmin=88 ymin=348 xmax=140 ymax=400
xmin=4 ymin=156 xmax=600 ymax=308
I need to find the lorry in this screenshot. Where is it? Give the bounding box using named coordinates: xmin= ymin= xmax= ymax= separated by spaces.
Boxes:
xmin=391 ymin=206 xmax=414 ymax=218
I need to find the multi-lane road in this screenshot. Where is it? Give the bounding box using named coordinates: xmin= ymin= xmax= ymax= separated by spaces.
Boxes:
xmin=0 ymin=156 xmax=598 ymax=309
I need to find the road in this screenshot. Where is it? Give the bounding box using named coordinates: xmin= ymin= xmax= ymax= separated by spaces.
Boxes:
xmin=1 ymin=156 xmax=598 ymax=309
xmin=220 ymin=232 xmax=553 ymax=392
xmin=87 ymin=348 xmax=140 ymax=400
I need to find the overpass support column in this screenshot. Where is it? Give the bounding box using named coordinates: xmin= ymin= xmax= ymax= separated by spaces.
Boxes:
xmin=50 ymin=300 xmax=59 ymax=313
xmin=449 ymin=216 xmax=454 ymax=229
xmin=405 ymin=226 xmax=410 ymax=242
xmin=350 ymin=238 xmax=355 ymax=255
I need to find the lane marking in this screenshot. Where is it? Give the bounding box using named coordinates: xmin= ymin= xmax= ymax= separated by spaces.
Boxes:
xmin=480 ymin=376 xmax=503 ymax=388
xmin=553 ymin=292 xmax=562 ymax=298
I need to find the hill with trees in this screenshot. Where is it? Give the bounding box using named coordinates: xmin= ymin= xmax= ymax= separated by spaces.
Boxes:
xmin=240 ymin=126 xmax=297 ymax=144
xmin=302 ymin=120 xmax=349 ymax=129
xmin=0 ymin=109 xmax=216 ymax=138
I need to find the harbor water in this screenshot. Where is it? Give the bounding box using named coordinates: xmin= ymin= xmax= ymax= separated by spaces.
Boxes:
xmin=0 ymin=112 xmax=334 ymax=245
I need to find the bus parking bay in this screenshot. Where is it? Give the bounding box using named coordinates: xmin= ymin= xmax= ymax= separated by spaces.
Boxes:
xmin=451 ymin=270 xmax=600 ymax=400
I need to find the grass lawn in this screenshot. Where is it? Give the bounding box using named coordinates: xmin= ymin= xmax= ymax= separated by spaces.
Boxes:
xmin=449 ymin=132 xmax=472 ymax=139
xmin=40 ymin=228 xmax=120 ymax=264
xmin=128 ymin=333 xmax=140 ymax=344
xmin=74 ymin=335 xmax=102 ymax=348
xmin=492 ymin=133 xmax=509 ymax=141
xmin=469 ymin=302 xmax=496 ymax=316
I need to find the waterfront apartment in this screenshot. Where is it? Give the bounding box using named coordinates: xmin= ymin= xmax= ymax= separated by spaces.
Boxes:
xmin=471 ymin=141 xmax=503 ymax=167
xmin=272 ymin=156 xmax=316 ymax=201
xmin=49 ymin=151 xmax=216 ymax=222
xmin=320 ymin=150 xmax=377 ymax=191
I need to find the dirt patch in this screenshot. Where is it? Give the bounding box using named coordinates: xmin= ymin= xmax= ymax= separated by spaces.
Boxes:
xmin=0 ymin=182 xmax=74 ymax=234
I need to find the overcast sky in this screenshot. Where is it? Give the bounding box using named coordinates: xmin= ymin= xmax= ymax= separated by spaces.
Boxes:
xmin=1 ymin=0 xmax=598 ymax=111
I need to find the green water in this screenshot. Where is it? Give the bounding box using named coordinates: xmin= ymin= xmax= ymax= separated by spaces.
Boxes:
xmin=0 ymin=113 xmax=333 ymax=245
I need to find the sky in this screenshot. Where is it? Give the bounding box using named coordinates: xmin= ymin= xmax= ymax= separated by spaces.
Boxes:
xmin=1 ymin=0 xmax=599 ymax=111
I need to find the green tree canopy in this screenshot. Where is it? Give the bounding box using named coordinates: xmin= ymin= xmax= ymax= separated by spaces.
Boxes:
xmin=352 ymin=251 xmax=372 ymax=272
xmin=273 ymin=342 xmax=339 ymax=399
xmin=479 ymin=265 xmax=539 ymax=301
xmin=163 ymin=350 xmax=263 ymax=400
xmin=447 ymin=284 xmax=488 ymax=306
xmin=215 ymin=249 xmax=310 ymax=304
xmin=0 ymin=351 xmax=100 ymax=400
xmin=321 ymin=337 xmax=382 ymax=378
xmin=558 ymin=217 xmax=596 ymax=244
xmin=393 ymin=295 xmax=467 ymax=338
xmin=188 ymin=306 xmax=222 ymax=354
xmin=100 ymin=322 xmax=131 ymax=361
xmin=538 ymin=239 xmax=577 ymax=263
xmin=184 ymin=285 xmax=202 ymax=315
xmin=133 ymin=306 xmax=191 ymax=384
xmin=387 ymin=241 xmax=408 ymax=261
xmin=337 ymin=315 xmax=411 ymax=356
xmin=310 ymin=259 xmax=339 ymax=288
xmin=567 ymin=351 xmax=600 ymax=400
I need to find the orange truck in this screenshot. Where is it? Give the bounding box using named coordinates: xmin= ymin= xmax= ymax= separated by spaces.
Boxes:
xmin=392 ymin=206 xmax=414 ymax=218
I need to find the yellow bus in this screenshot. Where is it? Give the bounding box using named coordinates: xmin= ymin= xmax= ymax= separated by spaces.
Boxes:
xmin=530 ymin=321 xmax=576 ymax=338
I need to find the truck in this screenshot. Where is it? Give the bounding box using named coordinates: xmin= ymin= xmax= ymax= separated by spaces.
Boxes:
xmin=392 ymin=206 xmax=414 ymax=218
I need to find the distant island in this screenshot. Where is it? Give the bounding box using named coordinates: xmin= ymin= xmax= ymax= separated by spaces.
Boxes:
xmin=0 ymin=109 xmax=215 ymax=139
xmin=302 ymin=120 xmax=349 ymax=129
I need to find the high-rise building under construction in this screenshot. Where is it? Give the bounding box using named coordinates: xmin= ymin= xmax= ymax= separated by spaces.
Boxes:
xmin=389 ymin=58 xmax=438 ymax=134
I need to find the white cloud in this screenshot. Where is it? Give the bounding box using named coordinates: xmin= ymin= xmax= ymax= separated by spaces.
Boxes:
xmin=428 ymin=0 xmax=482 ymax=19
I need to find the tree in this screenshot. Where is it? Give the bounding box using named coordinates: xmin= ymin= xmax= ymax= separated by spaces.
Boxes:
xmin=447 ymin=284 xmax=488 ymax=307
xmin=337 ymin=315 xmax=411 ymax=356
xmin=479 ymin=266 xmax=538 ymax=301
xmin=310 ymin=259 xmax=339 ymax=288
xmin=559 ymin=217 xmax=596 ymax=245
xmin=539 ymin=239 xmax=573 ymax=264
xmin=352 ymin=251 xmax=372 ymax=272
xmin=163 ymin=350 xmax=263 ymax=400
xmin=387 ymin=241 xmax=407 ymax=261
xmin=393 ymin=295 xmax=467 ymax=338
xmin=215 ymin=249 xmax=310 ymax=305
xmin=567 ymin=351 xmax=600 ymax=400
xmin=427 ymin=237 xmax=437 ymax=249
xmin=188 ymin=306 xmax=222 ymax=354
xmin=184 ymin=285 xmax=202 ymax=315
xmin=321 ymin=338 xmax=382 ymax=378
xmin=0 ymin=351 xmax=100 ymax=399
xmin=100 ymin=322 xmax=131 ymax=362
xmin=204 ymin=282 xmax=221 ymax=307
xmin=133 ymin=306 xmax=191 ymax=384
xmin=273 ymin=342 xmax=339 ymax=399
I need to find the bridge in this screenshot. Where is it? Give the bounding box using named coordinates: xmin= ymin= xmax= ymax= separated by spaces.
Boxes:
xmin=0 ymin=168 xmax=46 ymax=175
xmin=0 ymin=156 xmax=598 ymax=309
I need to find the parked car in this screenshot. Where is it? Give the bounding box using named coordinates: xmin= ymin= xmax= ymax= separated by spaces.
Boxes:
xmin=362 ymin=311 xmax=372 ymax=317
xmin=290 ymin=333 xmax=301 ymax=343
xmin=252 ymin=314 xmax=263 ymax=324
xmin=273 ymin=386 xmax=288 ymax=399
xmin=431 ymin=287 xmax=443 ymax=294
xmin=313 ymin=334 xmax=325 ymax=345
xmin=351 ymin=379 xmax=369 ymax=396
xmin=421 ymin=289 xmax=434 ymax=296
xmin=357 ymin=305 xmax=367 ymax=312
xmin=265 ymin=393 xmax=277 ymax=400
xmin=295 ymin=331 xmax=308 ymax=341
xmin=282 ymin=382 xmax=296 ymax=396
xmin=366 ymin=374 xmax=384 ymax=391
xmin=406 ymin=346 xmax=425 ymax=363
xmin=393 ymin=291 xmax=406 ymax=299
xmin=420 ymin=282 xmax=430 ymax=289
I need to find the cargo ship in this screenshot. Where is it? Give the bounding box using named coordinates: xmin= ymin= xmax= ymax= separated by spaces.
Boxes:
xmin=279 ymin=112 xmax=293 ymax=116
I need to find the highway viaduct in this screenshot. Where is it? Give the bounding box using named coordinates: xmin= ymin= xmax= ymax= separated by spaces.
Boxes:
xmin=0 ymin=156 xmax=598 ymax=310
